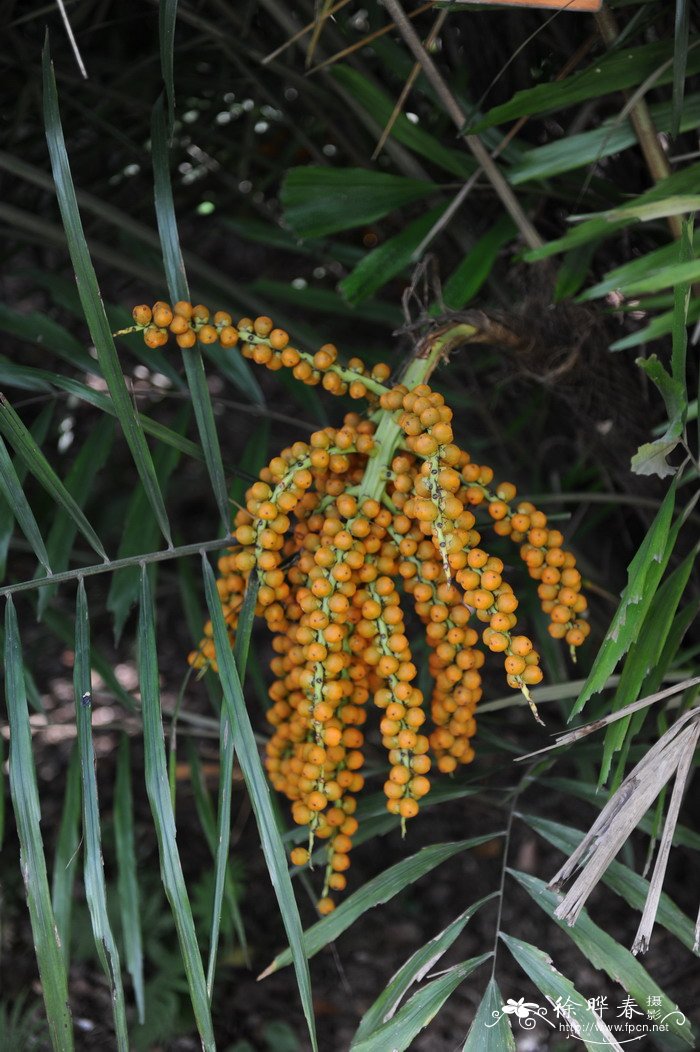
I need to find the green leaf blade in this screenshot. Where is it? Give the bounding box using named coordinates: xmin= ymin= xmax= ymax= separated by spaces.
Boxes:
xmin=138 ymin=567 xmax=215 ymax=1050
xmin=5 ymin=596 xmax=74 ymax=1050
xmin=74 ymin=581 xmax=128 ymax=1050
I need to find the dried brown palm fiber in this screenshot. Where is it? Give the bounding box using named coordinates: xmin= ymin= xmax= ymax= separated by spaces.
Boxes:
xmin=441 ymin=297 xmax=661 ymax=501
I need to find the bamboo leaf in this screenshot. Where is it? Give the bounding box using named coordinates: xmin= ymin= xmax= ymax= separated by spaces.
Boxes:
xmin=201 ymin=555 xmax=318 ymax=1051
xmin=353 ymin=894 xmax=496 ymax=1047
xmin=509 ymin=871 xmax=694 ymax=1048
xmin=207 ymin=573 xmax=258 ymax=995
xmin=42 ymin=41 xmax=172 ymax=546
xmin=114 ymin=735 xmax=145 ymax=1024
xmin=0 ymin=396 xmax=107 ymax=560
xmin=672 ymin=1 xmax=691 ymax=138
xmin=522 ymin=814 xmax=698 ymax=955
xmin=51 ymin=747 xmax=81 ymax=969
xmin=350 ymin=954 xmax=492 ymax=1052
xmin=38 ymin=417 xmax=114 ymax=618
xmin=107 ymin=409 xmax=185 ymax=641
xmin=631 ymin=356 xmax=686 ymax=477
xmin=281 ymin=167 xmax=437 ymax=239
xmin=159 ymin=0 xmax=179 ymax=132
xmin=0 ymin=433 xmax=52 ymax=574
xmin=329 ymin=66 xmax=474 ymax=179
xmin=0 ymin=404 xmax=53 ymax=582
xmin=263 ymin=833 xmax=501 ymax=975
xmin=474 ymin=38 xmax=700 ymax=130
xmin=601 ymin=548 xmax=697 ymax=783
xmin=462 ymin=978 xmax=515 ymax=1051
xmin=443 ymin=217 xmax=516 ymax=310
xmin=570 ymin=483 xmax=678 ymax=717
xmin=340 ymin=205 xmax=447 ymax=305
xmin=500 ymin=933 xmax=624 ymax=1051
xmin=74 ymin=580 xmax=128 ymax=1050
xmin=5 ymin=595 xmax=73 ymax=1050
xmin=138 ymin=566 xmax=215 ymax=1050
xmin=152 ymin=95 xmax=231 ymax=533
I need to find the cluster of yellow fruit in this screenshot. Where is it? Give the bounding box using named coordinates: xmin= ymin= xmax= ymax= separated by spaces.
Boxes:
xmin=129 ymin=301 xmax=589 ymax=914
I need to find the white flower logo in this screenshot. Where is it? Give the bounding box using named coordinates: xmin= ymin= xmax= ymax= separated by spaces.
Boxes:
xmin=502 ymin=998 xmax=540 ymax=1019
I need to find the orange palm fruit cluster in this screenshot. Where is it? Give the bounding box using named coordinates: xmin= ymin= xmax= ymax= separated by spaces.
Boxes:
xmin=129 ymin=301 xmax=589 ymax=914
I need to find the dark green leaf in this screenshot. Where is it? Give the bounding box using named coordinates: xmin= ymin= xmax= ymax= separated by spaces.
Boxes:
xmin=509 ymin=871 xmax=694 ymax=1048
xmin=282 ymin=167 xmax=437 ymax=239
xmin=631 ymin=356 xmax=686 ymax=477
xmin=138 ymin=567 xmax=215 ymax=1050
xmin=501 ymin=933 xmax=624 ymax=1050
xmin=74 ymin=580 xmax=128 ymax=1049
xmin=340 ymin=205 xmax=447 ymax=305
xmin=570 ymin=482 xmax=678 ymax=717
xmin=114 ymin=736 xmax=145 ymax=1024
xmin=38 ymin=417 xmax=114 ymax=617
xmin=353 ymin=894 xmax=496 ymax=1046
xmin=42 ymin=43 xmax=172 ymax=545
xmin=462 ymin=978 xmax=514 ymax=1051
xmin=5 ymin=596 xmax=73 ymax=1050
xmin=443 ymin=217 xmax=516 ymax=310
xmin=264 ymin=834 xmax=502 ymax=975
xmin=52 ymin=746 xmax=81 ymax=968
xmin=523 ymin=815 xmax=698 ymax=954
xmin=474 ymin=38 xmax=700 ymax=130
xmin=0 ymin=433 xmax=51 ymax=574
xmin=351 ymin=955 xmax=491 ymax=1052
xmin=201 ymin=556 xmax=318 ymax=1052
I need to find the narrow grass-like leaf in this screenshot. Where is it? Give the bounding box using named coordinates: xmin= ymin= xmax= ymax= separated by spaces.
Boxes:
xmin=159 ymin=0 xmax=178 ymax=132
xmin=186 ymin=740 xmax=246 ymax=956
xmin=0 ymin=433 xmax=51 ymax=574
xmin=38 ymin=417 xmax=114 ymax=617
xmin=353 ymin=894 xmax=496 ymax=1046
xmin=501 ymin=933 xmax=624 ymax=1051
xmin=330 ymin=66 xmax=474 ymax=179
xmin=474 ymin=37 xmax=700 ymax=130
xmin=5 ymin=596 xmax=73 ymax=1050
xmin=42 ymin=42 xmax=172 ymax=546
xmin=351 ymin=954 xmax=491 ymax=1052
xmin=151 ymin=95 xmax=188 ymax=302
xmin=570 ymin=482 xmax=678 ymax=718
xmin=263 ymin=834 xmax=501 ymax=975
xmin=443 ymin=217 xmax=515 ymax=310
xmin=540 ymin=776 xmax=700 ymax=852
xmin=51 ymin=745 xmax=80 ymax=969
xmin=114 ymin=735 xmax=145 ymax=1024
xmin=152 ymin=96 xmax=231 ymax=533
xmin=281 ymin=167 xmax=437 ymax=239
xmin=138 ymin=567 xmax=215 ymax=1050
xmin=601 ymin=547 xmax=697 ymax=783
xmin=673 ymin=1 xmax=691 ymax=138
xmin=0 ymin=404 xmax=53 ymax=581
xmin=107 ymin=409 xmax=184 ymax=641
xmin=523 ymin=815 xmax=698 ymax=954
xmin=74 ymin=580 xmax=128 ymax=1049
xmin=462 ymin=978 xmax=515 ymax=1051
xmin=0 ymin=736 xmax=4 ymax=852
xmin=202 ymin=555 xmax=318 ymax=1051
xmin=510 ymin=93 xmax=700 ymax=185
xmin=207 ymin=573 xmax=258 ymax=994
xmin=340 ymin=205 xmax=446 ymax=304
xmin=509 ymin=871 xmax=694 ymax=1048
xmin=0 ymin=396 xmax=107 ymax=560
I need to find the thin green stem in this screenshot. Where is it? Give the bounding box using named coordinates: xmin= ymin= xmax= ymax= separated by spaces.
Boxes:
xmin=0 ymin=536 xmax=234 ymax=598
xmin=490 ymin=767 xmax=533 ymax=979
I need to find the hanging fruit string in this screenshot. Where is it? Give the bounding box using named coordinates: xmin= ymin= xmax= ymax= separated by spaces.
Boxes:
xmin=124 ymin=300 xmax=589 ymax=914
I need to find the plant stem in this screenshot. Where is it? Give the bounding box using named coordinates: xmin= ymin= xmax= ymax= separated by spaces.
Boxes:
xmin=360 ymin=322 xmax=479 ymax=503
xmin=0 ymin=535 xmax=234 ymax=598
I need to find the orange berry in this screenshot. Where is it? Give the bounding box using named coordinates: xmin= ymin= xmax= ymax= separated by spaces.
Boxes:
xmin=132 ymin=304 xmax=152 ymax=326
